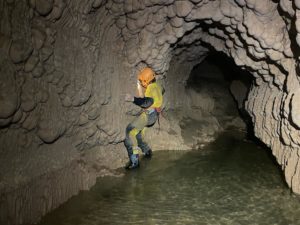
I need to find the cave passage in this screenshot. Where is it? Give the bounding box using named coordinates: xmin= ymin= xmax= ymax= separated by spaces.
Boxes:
xmin=4 ymin=1 xmax=300 ymax=224
xmin=32 ymin=52 xmax=297 ymax=225
xmin=177 ymin=52 xmax=252 ymax=148
xmin=38 ymin=131 xmax=300 ymax=225
xmin=187 ymin=52 xmax=252 ymax=90
xmin=186 ymin=52 xmax=252 ymax=120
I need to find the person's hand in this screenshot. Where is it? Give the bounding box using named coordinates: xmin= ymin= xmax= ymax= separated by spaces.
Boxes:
xmin=125 ymin=93 xmax=134 ymax=102
xmin=137 ymin=80 xmax=142 ymax=90
xmin=136 ymin=80 xmax=144 ymax=97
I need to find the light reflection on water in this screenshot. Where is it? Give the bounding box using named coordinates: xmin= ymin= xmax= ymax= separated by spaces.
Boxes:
xmin=39 ymin=132 xmax=300 ymax=225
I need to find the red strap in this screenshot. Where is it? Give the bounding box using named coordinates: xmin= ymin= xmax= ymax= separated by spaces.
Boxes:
xmin=155 ymin=107 xmax=162 ymax=113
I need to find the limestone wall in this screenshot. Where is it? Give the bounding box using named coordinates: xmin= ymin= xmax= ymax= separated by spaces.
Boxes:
xmin=0 ymin=1 xmax=132 ymax=224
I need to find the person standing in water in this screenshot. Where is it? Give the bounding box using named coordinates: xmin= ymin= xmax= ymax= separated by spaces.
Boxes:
xmin=124 ymin=67 xmax=163 ymax=169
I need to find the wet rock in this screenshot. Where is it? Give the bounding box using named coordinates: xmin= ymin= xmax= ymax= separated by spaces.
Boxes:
xmin=115 ymin=17 xmax=126 ymax=29
xmin=61 ymin=96 xmax=72 ymax=107
xmin=50 ymin=0 xmax=66 ymax=21
xmin=31 ymin=28 xmax=46 ymax=50
xmin=78 ymin=112 xmax=89 ymax=125
xmin=20 ymin=79 xmax=37 ymax=112
xmin=32 ymin=63 xmax=45 ymax=78
xmin=11 ymin=109 xmax=23 ymax=123
xmin=170 ymin=16 xmax=184 ymax=28
xmin=0 ymin=61 xmax=19 ymax=120
xmin=291 ymin=90 xmax=300 ymax=129
xmin=87 ymin=104 xmax=101 ymax=120
xmin=40 ymin=46 xmax=54 ymax=62
xmin=24 ymin=54 xmax=39 ymax=72
xmin=37 ymin=115 xmax=66 ymax=143
xmin=9 ymin=40 xmax=33 ymax=64
xmin=22 ymin=110 xmax=38 ymax=131
xmin=174 ymin=1 xmax=194 ymax=17
xmin=37 ymin=124 xmax=63 ymax=143
xmin=35 ymin=0 xmax=54 ymax=16
xmin=0 ymin=34 xmax=11 ymax=53
xmin=93 ymin=0 xmax=104 ymax=8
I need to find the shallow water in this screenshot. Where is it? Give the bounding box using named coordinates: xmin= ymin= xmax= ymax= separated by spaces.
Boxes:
xmin=39 ymin=132 xmax=300 ymax=225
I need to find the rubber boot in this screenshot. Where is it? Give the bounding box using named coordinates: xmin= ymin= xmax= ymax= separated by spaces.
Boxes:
xmin=125 ymin=154 xmax=139 ymax=170
xmin=143 ymin=149 xmax=152 ymax=159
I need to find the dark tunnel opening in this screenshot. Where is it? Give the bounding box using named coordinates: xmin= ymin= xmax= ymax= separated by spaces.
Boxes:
xmin=187 ymin=52 xmax=253 ymax=86
xmin=184 ymin=51 xmax=283 ymax=178
xmin=185 ymin=51 xmax=253 ymax=135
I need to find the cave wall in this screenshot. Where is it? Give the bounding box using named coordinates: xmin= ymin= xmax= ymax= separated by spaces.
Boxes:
xmin=2 ymin=0 xmax=300 ymax=224
xmin=0 ymin=1 xmax=133 ymax=224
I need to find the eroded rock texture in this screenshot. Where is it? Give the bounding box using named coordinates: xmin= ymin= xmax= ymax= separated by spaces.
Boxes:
xmin=1 ymin=0 xmax=300 ymax=224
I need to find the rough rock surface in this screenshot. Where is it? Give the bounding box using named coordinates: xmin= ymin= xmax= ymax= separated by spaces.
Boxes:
xmin=1 ymin=0 xmax=300 ymax=224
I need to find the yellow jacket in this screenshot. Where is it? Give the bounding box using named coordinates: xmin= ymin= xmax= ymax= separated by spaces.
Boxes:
xmin=145 ymin=82 xmax=163 ymax=109
xmin=133 ymin=82 xmax=163 ymax=109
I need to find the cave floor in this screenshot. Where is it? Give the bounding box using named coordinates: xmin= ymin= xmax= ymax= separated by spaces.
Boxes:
xmin=38 ymin=131 xmax=300 ymax=225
